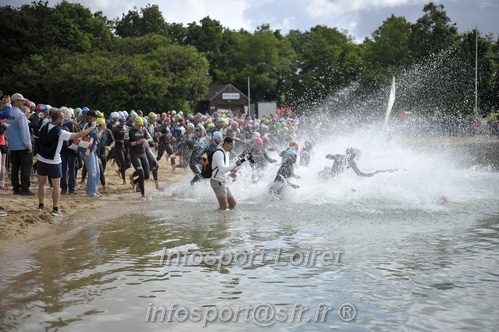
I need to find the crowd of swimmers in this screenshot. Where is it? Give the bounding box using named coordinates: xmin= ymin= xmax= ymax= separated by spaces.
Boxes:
xmin=0 ymin=91 xmax=408 ymax=215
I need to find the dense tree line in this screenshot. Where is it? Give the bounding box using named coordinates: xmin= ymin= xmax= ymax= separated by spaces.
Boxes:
xmin=0 ymin=1 xmax=497 ymax=116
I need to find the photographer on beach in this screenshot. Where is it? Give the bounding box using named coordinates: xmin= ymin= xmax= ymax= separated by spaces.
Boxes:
xmin=210 ymin=136 xmax=243 ymax=210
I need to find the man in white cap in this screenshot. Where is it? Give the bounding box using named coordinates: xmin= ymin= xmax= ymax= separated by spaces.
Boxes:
xmin=7 ymin=93 xmax=34 ymax=195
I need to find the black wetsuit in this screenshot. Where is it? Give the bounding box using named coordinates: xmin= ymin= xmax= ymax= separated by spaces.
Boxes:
xmin=126 ymin=127 xmax=153 ymax=195
xmin=145 ymin=122 xmax=159 ymax=182
xmin=300 ymin=148 xmax=311 ymax=166
xmin=270 ymin=161 xmax=297 ymax=195
xmin=245 ymin=148 xmax=273 ymax=169
xmin=187 ymin=136 xmax=207 ymax=184
xmin=323 ymin=154 xmax=371 ymax=179
xmin=243 ymin=147 xmax=274 ymax=183
xmin=156 ymin=124 xmax=175 ymax=165
xmin=97 ymin=128 xmax=115 ymax=187
xmin=105 ymin=120 xmax=118 ymax=162
xmin=112 ymin=124 xmax=129 ymax=180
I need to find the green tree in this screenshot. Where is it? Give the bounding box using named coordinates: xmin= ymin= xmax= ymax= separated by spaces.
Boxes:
xmin=458 ymin=30 xmax=498 ymax=113
xmin=114 ymin=4 xmax=167 ymax=38
xmin=165 ymin=22 xmax=188 ymax=44
xmin=490 ymin=37 xmax=499 ymax=111
xmin=7 ymin=33 xmax=211 ymax=113
xmin=185 ymin=17 xmax=223 ymax=55
xmin=362 ymin=15 xmax=411 ymax=85
xmin=0 ymin=1 xmax=111 ymax=86
xmin=52 ymin=1 xmax=112 ymax=52
xmin=211 ymin=25 xmax=297 ymax=104
xmin=287 ymin=25 xmax=363 ymax=108
xmin=409 ymin=2 xmax=459 ymax=60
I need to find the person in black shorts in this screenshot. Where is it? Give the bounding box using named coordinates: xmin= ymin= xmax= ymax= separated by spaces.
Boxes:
xmin=37 ymin=109 xmax=96 ymax=216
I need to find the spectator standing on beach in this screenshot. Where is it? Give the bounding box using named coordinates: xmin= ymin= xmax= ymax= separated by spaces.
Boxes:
xmin=6 ymin=93 xmax=34 ymax=195
xmin=0 ymin=93 xmax=11 ymax=191
xmin=0 ymin=115 xmax=9 ymax=191
xmin=37 ymin=109 xmax=96 ymax=215
xmin=82 ymin=110 xmax=101 ymax=197
xmin=60 ymin=106 xmax=80 ymax=195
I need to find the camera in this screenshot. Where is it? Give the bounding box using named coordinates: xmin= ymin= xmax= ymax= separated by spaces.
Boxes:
xmin=239 ymin=152 xmax=255 ymax=164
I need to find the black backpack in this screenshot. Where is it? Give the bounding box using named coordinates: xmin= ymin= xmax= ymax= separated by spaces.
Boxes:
xmin=61 ymin=120 xmax=79 ymax=152
xmin=201 ymin=149 xmax=225 ymax=179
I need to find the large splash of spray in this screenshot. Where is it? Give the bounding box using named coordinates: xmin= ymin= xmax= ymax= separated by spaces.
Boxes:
xmin=163 ymin=50 xmax=497 ymax=215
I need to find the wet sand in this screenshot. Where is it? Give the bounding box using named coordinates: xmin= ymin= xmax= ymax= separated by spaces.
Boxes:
xmin=1 ymin=135 xmax=497 ymax=243
xmin=0 ymin=161 xmax=187 ymax=243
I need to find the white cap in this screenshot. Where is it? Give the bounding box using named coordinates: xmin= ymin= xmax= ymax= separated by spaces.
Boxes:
xmin=11 ymin=93 xmax=26 ymax=101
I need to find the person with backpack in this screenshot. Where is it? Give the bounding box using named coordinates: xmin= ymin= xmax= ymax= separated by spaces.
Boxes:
xmin=36 ymin=109 xmax=96 ymax=216
xmin=207 ymin=136 xmax=243 ymax=210
xmin=200 ymin=131 xmax=223 ymax=156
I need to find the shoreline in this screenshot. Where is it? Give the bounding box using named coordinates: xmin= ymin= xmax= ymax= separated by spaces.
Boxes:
xmin=0 ymin=161 xmax=187 ymax=243
xmin=0 ymin=135 xmax=497 ymax=244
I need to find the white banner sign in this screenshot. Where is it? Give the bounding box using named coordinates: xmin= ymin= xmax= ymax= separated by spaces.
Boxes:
xmin=222 ymin=93 xmax=240 ymax=100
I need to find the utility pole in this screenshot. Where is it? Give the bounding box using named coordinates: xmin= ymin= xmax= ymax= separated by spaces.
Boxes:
xmin=475 ymin=26 xmax=478 ymax=117
xmin=247 ymin=76 xmax=251 ymax=117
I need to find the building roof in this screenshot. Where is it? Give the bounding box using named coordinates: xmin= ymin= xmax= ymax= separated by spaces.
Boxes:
xmin=202 ymin=84 xmax=248 ymax=101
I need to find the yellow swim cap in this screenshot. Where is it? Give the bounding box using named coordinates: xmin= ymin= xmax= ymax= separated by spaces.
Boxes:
xmin=134 ymin=117 xmax=144 ymax=126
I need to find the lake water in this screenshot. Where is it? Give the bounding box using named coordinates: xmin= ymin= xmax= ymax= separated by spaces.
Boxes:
xmin=1 ymin=136 xmax=498 ymax=331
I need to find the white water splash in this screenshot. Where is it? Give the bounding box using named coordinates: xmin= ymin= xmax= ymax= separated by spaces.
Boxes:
xmin=163 ymin=126 xmax=498 ymax=215
xmin=383 ymin=76 xmax=396 ymax=131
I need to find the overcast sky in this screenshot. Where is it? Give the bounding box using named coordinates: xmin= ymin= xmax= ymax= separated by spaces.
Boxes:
xmin=6 ymin=0 xmax=499 ymax=42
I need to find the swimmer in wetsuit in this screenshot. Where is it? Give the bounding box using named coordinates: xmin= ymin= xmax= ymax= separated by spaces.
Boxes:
xmin=319 ymin=148 xmax=398 ymax=180
xmin=269 ymin=149 xmax=300 ymax=196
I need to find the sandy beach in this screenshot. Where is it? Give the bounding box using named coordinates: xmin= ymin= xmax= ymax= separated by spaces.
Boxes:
xmin=0 ymin=160 xmax=186 ymax=242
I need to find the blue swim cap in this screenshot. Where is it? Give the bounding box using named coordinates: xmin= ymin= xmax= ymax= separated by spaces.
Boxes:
xmin=81 ymin=106 xmax=89 ymax=114
xmin=119 ymin=114 xmax=126 ymax=121
xmin=212 ymin=131 xmax=222 ymax=140
xmin=286 ymin=149 xmax=298 ymax=158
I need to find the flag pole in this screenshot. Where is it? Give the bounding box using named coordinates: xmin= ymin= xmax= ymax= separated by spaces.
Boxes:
xmin=475 ymin=26 xmax=478 ymax=116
